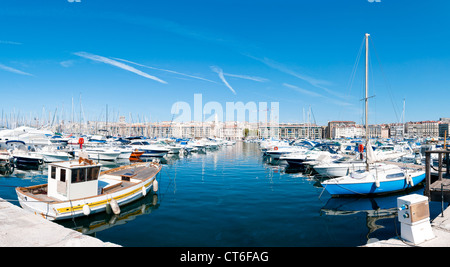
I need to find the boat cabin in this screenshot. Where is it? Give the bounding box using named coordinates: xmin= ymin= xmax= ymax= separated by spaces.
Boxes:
xmin=47 ymin=160 xmax=101 ymax=201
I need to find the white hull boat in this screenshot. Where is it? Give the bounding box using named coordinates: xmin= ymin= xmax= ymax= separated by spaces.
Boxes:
xmin=16 ymin=158 xmax=162 ymax=221
xmin=314 ymin=162 xmax=368 ymax=177
xmin=82 ymin=149 xmax=121 ymax=161
xmin=41 ymin=152 xmax=71 ymax=163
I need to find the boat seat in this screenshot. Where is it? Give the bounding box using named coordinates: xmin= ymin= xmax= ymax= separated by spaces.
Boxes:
xmin=98 ymin=178 xmax=123 ymax=194
xmin=100 ymin=181 xmax=123 ymax=194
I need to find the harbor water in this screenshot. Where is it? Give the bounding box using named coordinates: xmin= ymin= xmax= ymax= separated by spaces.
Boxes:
xmin=0 ymin=142 xmax=443 ymax=247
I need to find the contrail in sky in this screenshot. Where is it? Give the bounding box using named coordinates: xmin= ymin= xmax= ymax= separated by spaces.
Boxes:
xmin=74 ymin=52 xmax=167 ymax=84
xmin=0 ymin=63 xmax=33 ymax=76
xmin=113 ymin=57 xmax=217 ymax=84
xmin=211 ymin=66 xmax=236 ymax=95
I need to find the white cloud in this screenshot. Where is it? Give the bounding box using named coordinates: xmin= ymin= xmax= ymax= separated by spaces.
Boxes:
xmin=282 ymin=83 xmax=323 ymax=98
xmin=283 ymin=82 xmax=351 ymax=106
xmin=74 ymin=52 xmax=167 ymax=84
xmin=113 ymin=57 xmax=217 ymax=84
xmin=60 ymin=60 xmax=75 ymax=68
xmin=0 ymin=40 xmax=22 ymax=45
xmin=247 ymin=55 xmax=349 ymax=99
xmin=251 ymin=56 xmax=330 ymax=86
xmin=223 ymin=73 xmax=269 ymax=82
xmin=211 ymin=66 xmax=236 ymax=95
xmin=0 ymin=63 xmax=33 ymax=76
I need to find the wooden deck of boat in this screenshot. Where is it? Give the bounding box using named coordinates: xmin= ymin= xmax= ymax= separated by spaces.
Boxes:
xmin=17 ymin=163 xmax=161 ymax=203
xmin=103 ymin=164 xmax=160 ymax=181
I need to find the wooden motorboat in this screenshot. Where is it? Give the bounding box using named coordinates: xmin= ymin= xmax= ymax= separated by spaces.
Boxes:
xmin=16 ymin=156 xmax=161 ymax=221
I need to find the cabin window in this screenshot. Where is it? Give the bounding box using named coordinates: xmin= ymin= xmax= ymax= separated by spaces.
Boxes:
xmin=71 ymin=168 xmax=86 ymax=183
xmin=60 ymin=169 xmax=66 ymax=182
xmin=87 ymin=166 xmax=100 ymax=181
xmin=51 ymin=166 xmax=56 ymax=179
xmin=386 ymin=173 xmax=404 ymax=179
xmin=71 ymin=167 xmax=99 ymax=183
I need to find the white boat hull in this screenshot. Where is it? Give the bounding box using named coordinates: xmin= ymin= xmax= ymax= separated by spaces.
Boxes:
xmin=314 ymin=163 xmax=367 ymax=177
xmin=118 ymin=151 xmax=132 ymax=159
xmin=86 ymin=151 xmax=120 ymax=161
xmin=41 ymin=153 xmax=71 ymax=163
xmin=17 ymin=180 xmax=155 ymax=220
xmin=16 ymin=163 xmax=161 ymax=221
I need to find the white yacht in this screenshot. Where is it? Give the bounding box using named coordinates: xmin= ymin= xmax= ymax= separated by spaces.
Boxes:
xmin=129 ymin=140 xmax=170 ymax=157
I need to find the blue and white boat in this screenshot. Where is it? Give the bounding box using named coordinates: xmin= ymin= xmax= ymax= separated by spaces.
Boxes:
xmin=321 ymin=163 xmax=425 ymax=196
xmin=320 ymin=33 xmax=426 ymax=196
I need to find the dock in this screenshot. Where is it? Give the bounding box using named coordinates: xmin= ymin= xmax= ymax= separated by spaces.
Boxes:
xmin=424 ymin=150 xmax=450 ymax=203
xmin=366 ymin=150 xmax=450 ymax=247
xmin=0 ymin=197 xmax=120 ymax=247
xmin=365 ymin=204 xmax=450 ymax=247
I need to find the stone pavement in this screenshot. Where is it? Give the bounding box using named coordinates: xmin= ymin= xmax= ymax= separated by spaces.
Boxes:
xmin=0 ymin=198 xmax=120 ymax=247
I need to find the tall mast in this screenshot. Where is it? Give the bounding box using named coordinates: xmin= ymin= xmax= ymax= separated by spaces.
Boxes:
xmin=365 ymin=33 xmax=370 ymax=171
xmin=402 ymin=98 xmax=406 ymax=138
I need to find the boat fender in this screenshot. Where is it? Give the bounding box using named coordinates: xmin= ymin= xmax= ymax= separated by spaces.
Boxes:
xmin=375 ymin=175 xmax=380 ymax=188
xmin=110 ymin=198 xmax=121 ymax=215
xmin=82 ymin=204 xmax=91 ymax=216
xmin=109 ymin=215 xmax=119 ymax=225
xmin=406 ymin=174 xmax=414 ymax=186
xmin=105 ymin=203 xmax=112 ymax=214
xmin=142 ymin=185 xmax=147 ymax=196
xmin=152 ymin=179 xmax=159 ymax=192
xmin=375 ymin=180 xmax=380 ymax=188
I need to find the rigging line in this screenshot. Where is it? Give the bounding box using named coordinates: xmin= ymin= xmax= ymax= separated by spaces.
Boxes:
xmin=338 ymin=36 xmax=365 ymax=120
xmin=369 ymin=36 xmax=400 ymax=123
xmin=369 ymin=45 xmax=377 ymax=125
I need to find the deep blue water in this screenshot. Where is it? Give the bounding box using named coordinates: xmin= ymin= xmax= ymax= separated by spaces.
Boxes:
xmin=0 ymin=142 xmax=444 ymax=247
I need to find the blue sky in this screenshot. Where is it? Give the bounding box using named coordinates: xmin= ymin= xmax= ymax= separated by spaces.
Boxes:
xmin=0 ymin=0 xmax=449 ymax=126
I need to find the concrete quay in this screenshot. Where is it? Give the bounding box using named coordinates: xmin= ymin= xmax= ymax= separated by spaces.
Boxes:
xmin=365 ymin=205 xmax=450 ymax=247
xmin=0 ymin=198 xmax=120 ymax=247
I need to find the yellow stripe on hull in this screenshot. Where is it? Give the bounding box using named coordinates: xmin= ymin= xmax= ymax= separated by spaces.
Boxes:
xmin=56 ymin=180 xmax=152 ymax=214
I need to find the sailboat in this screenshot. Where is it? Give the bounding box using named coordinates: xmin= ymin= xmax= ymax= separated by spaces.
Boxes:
xmin=321 ymin=34 xmax=425 ymax=196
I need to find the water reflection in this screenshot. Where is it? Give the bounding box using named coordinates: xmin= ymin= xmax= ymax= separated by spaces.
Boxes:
xmin=320 ymin=188 xmax=423 ymax=243
xmin=1 ymin=142 xmax=436 ymax=246
xmin=58 ymin=193 xmax=159 ymax=236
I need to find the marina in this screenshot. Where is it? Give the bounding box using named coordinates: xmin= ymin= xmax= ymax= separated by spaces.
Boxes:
xmin=1 ymin=0 xmax=450 ymax=251
xmin=1 ymin=136 xmax=449 ymax=247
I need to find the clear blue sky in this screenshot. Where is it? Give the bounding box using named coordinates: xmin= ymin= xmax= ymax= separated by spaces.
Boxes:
xmin=0 ymin=0 xmax=449 ymax=126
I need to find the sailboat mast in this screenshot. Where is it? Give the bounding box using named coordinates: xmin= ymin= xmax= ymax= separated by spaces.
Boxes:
xmin=365 ymin=33 xmax=370 ymax=171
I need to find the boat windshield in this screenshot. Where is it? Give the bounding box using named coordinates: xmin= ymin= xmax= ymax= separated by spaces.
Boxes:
xmin=141 ymin=141 xmax=150 ymax=145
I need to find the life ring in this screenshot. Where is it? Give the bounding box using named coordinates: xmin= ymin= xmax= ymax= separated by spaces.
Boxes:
xmin=78 ymin=137 xmax=84 ymax=145
xmin=274 ymin=146 xmax=278 ymax=151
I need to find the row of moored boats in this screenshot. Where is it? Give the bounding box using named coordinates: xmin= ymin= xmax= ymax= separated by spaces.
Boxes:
xmin=0 ymin=126 xmax=235 ymax=174
xmin=257 ymin=138 xmax=438 ymax=197
xmin=0 ymin=126 xmax=236 ymax=221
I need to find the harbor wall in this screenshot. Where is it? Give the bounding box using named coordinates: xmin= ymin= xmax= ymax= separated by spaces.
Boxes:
xmin=0 ymin=197 xmax=120 ymax=247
